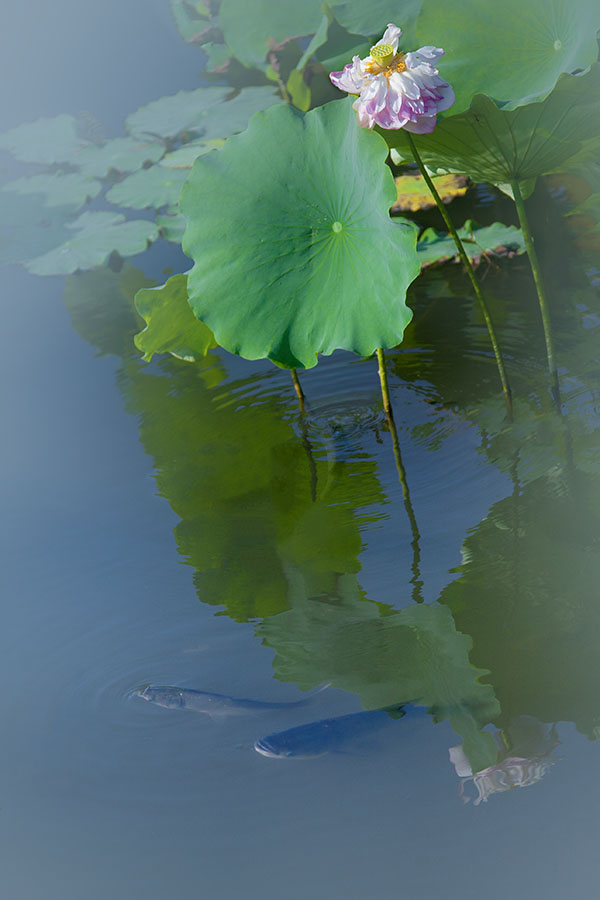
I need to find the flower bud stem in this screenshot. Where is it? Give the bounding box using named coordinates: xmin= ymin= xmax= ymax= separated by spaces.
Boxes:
xmin=406 ymin=133 xmax=513 ymax=422
xmin=510 ymin=178 xmax=561 ymax=412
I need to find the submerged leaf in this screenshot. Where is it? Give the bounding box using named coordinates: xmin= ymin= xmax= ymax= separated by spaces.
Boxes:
xmin=3 ymin=172 xmax=101 ymax=208
xmin=134 ymin=273 xmax=218 ymax=361
xmin=27 ymin=211 xmax=158 ymax=275
xmin=181 ymin=98 xmax=420 ymax=369
xmin=417 ymin=0 xmax=600 ymax=113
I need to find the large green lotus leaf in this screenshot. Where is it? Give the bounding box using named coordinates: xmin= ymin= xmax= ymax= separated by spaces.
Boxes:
xmin=0 ymin=192 xmax=73 ymax=267
xmin=27 ymin=211 xmax=159 ymax=275
xmin=261 ymin=597 xmax=501 ymax=772
xmin=219 ymin=0 xmax=323 ymax=68
xmin=331 ymin=0 xmax=421 ymax=47
xmin=125 ymin=86 xmax=230 ymax=138
xmin=0 ymin=114 xmax=89 ymax=164
xmin=2 ymin=173 xmax=101 ymax=208
xmin=134 ymin=273 xmax=218 ymax=361
xmin=72 ymin=137 xmax=165 ymax=176
xmin=416 ymin=220 xmax=526 ymax=267
xmin=417 ymin=0 xmax=600 ymax=114
xmin=106 ymin=165 xmax=189 ymax=210
xmin=181 ymin=98 xmax=420 ymax=369
xmin=385 ymin=70 xmax=600 ymax=199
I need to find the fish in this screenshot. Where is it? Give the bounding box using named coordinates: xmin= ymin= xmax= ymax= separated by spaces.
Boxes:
xmin=254 ymin=707 xmax=408 ymax=758
xmin=136 ymin=684 xmax=327 ymax=718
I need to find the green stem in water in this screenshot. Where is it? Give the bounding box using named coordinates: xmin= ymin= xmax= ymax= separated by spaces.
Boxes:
xmin=290 ymin=368 xmax=306 ymax=414
xmin=406 ymin=133 xmax=513 ymax=421
xmin=510 ymin=179 xmax=561 ymax=411
xmin=376 ymin=348 xmax=424 ymax=603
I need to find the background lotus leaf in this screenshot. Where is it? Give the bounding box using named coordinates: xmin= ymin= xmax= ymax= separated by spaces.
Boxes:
xmin=0 ymin=192 xmax=73 ymax=267
xmin=219 ymin=0 xmax=323 ymax=69
xmin=72 ymin=137 xmax=166 ymax=177
xmin=3 ymin=173 xmax=101 ymax=208
xmin=392 ymin=172 xmax=467 ymax=212
xmin=134 ymin=273 xmax=218 ymax=361
xmin=106 ymin=165 xmax=190 ymax=210
xmin=181 ymin=98 xmax=420 ymax=369
xmin=0 ymin=114 xmax=89 ymax=164
xmin=125 ymin=86 xmax=230 ymax=138
xmin=331 ymin=0 xmax=422 ymax=48
xmin=26 ymin=211 xmax=159 ymax=275
xmin=384 ymin=69 xmax=600 ymax=198
xmin=417 ymin=0 xmax=600 ymax=113
xmin=416 ymin=220 xmax=526 ymax=267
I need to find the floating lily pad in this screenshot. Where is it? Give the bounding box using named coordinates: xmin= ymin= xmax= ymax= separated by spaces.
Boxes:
xmin=27 ymin=211 xmax=159 ymax=275
xmin=0 ymin=114 xmax=90 ymax=164
xmin=134 ymin=273 xmax=218 ymax=361
xmin=416 ymin=220 xmax=526 ymax=267
xmin=72 ymin=137 xmax=165 ymax=176
xmin=331 ymin=0 xmax=422 ymax=47
xmin=219 ymin=0 xmax=323 ymax=68
xmin=125 ymin=86 xmax=230 ymax=139
xmin=106 ymin=166 xmax=190 ymax=210
xmin=156 ymin=211 xmax=187 ymax=242
xmin=417 ymin=0 xmax=600 ymax=114
xmin=0 ymin=192 xmax=73 ymax=267
xmin=159 ymin=141 xmax=214 ymax=168
xmin=181 ymin=98 xmax=420 ymax=369
xmin=3 ymin=172 xmax=101 ymax=208
xmin=170 ymin=0 xmax=211 ymax=42
xmin=193 ymin=87 xmax=283 ymax=141
xmin=392 ymin=173 xmax=467 ymax=212
xmin=385 ymin=69 xmax=600 ymax=198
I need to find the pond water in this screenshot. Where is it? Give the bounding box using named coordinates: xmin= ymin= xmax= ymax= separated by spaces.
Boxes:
xmin=2 ymin=3 xmax=600 ymax=899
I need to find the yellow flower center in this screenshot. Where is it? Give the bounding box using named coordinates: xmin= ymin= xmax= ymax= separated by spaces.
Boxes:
xmin=366 ymin=44 xmax=407 ymax=77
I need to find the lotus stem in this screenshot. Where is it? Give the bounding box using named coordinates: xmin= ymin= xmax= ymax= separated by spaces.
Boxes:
xmin=290 ymin=367 xmax=306 ymax=414
xmin=406 ymin=134 xmax=513 ymax=421
xmin=376 ymin=347 xmax=423 ymax=603
xmin=510 ymin=178 xmax=561 ymax=411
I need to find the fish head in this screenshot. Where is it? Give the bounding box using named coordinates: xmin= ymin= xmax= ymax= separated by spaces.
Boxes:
xmin=137 ymin=685 xmax=187 ymax=710
xmin=254 ymin=735 xmax=325 ymax=759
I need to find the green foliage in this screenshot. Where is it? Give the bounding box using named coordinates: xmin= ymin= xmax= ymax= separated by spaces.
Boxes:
xmin=416 ymin=220 xmax=526 ymax=267
xmin=3 ymin=172 xmax=101 ymax=208
xmin=134 ymin=273 xmax=218 ymax=361
xmin=0 ymin=113 xmax=89 ymax=164
xmin=261 ymin=596 xmax=501 ymax=772
xmin=417 ymin=0 xmax=600 ymax=114
xmin=181 ymin=98 xmax=420 ymax=369
xmin=106 ymin=165 xmax=190 ymax=210
xmin=219 ymin=0 xmax=324 ymax=68
xmin=331 ymin=0 xmax=422 ymax=47
xmin=385 ymin=69 xmax=600 ymax=198
xmin=73 ymin=137 xmax=166 ymax=177
xmin=27 ymin=211 xmax=158 ymax=276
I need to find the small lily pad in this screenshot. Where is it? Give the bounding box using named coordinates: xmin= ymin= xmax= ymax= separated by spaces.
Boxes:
xmin=72 ymin=137 xmax=166 ymax=176
xmin=392 ymin=173 xmax=467 ymax=212
xmin=27 ymin=211 xmax=159 ymax=275
xmin=0 ymin=114 xmax=90 ymax=164
xmin=3 ymin=172 xmax=101 ymax=208
xmin=106 ymin=166 xmax=190 ymax=210
xmin=125 ymin=86 xmax=230 ymax=139
xmin=134 ymin=272 xmax=218 ymax=361
xmin=416 ymin=220 xmax=526 ymax=267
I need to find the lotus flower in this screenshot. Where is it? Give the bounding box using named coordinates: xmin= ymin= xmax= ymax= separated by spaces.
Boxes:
xmin=329 ymin=24 xmax=454 ymax=132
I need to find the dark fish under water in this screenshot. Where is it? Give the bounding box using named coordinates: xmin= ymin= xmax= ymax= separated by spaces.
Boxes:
xmin=254 ymin=708 xmax=407 ymax=758
xmin=137 ymin=684 xmax=326 ymax=718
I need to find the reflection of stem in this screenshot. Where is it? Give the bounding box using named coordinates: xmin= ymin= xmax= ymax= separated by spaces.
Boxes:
xmin=510 ymin=179 xmax=561 ymax=412
xmin=290 ymin=368 xmax=306 ymax=414
xmin=377 ymin=348 xmax=424 ymax=603
xmin=406 ymin=134 xmax=513 ymax=422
